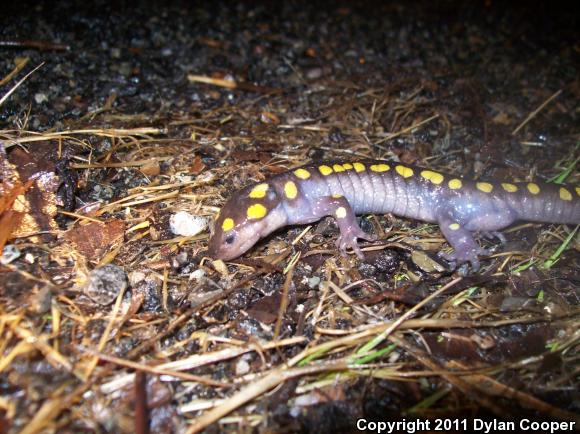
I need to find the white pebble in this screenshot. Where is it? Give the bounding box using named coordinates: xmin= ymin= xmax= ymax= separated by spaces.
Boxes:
xmin=235 ymin=359 xmax=250 ymax=376
xmin=169 ymin=211 xmax=208 ymax=237
xmin=34 ymin=93 xmax=48 ymax=104
xmin=1 ymin=245 xmax=20 ymax=265
xmin=189 ymin=269 xmax=206 ymax=281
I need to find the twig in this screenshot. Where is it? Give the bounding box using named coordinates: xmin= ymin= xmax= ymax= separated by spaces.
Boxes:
xmin=0 ymin=62 xmax=45 ymax=107
xmin=512 ymin=89 xmax=562 ymax=135
xmin=134 ymin=371 xmax=150 ymax=434
xmin=374 ymin=113 xmax=439 ymax=145
xmin=0 ymin=57 xmax=30 ymax=86
xmin=187 ymin=74 xmax=283 ymax=94
xmin=0 ymin=39 xmax=70 ymax=51
xmin=184 ymin=362 xmax=348 ymax=434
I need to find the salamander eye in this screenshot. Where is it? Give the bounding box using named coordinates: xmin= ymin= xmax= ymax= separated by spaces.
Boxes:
xmin=224 ymin=233 xmax=236 ymax=245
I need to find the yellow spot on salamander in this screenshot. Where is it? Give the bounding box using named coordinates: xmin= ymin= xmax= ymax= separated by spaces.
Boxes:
xmin=284 ymin=181 xmax=298 ymax=199
xmin=249 ymin=183 xmax=269 ymax=198
xmin=333 ymin=164 xmax=346 ymax=172
xmin=222 ymin=217 xmax=234 ymax=231
xmin=319 ymin=165 xmax=333 ymax=176
xmin=501 ymin=183 xmax=518 ymax=193
xmin=449 ymin=223 xmax=460 ymax=231
xmin=332 ymin=194 xmax=343 ymax=198
xmin=421 ymin=170 xmax=444 ymax=185
xmin=448 ymin=178 xmax=462 ymax=190
xmin=559 ymin=187 xmax=572 ymax=201
xmin=370 ymin=163 xmax=390 ymax=172
xmin=576 ymin=187 xmax=580 ymax=197
xmin=335 ymin=206 xmax=347 ymax=219
xmin=476 ymin=182 xmax=493 ymax=193
xmin=247 ymin=203 xmax=267 ymax=219
xmin=395 ymin=165 xmax=413 ymax=178
xmin=527 ymin=183 xmax=540 ymax=195
xmin=294 ymin=168 xmax=311 ymax=180
xmin=342 ymin=163 xmax=353 ymax=170
xmin=353 ymin=162 xmax=365 ymax=172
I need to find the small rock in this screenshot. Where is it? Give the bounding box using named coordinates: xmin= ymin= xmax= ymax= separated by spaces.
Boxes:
xmin=307 ymin=276 xmax=321 ymax=289
xmin=169 ymin=211 xmax=208 ymax=237
xmin=128 ymin=270 xmax=147 ymax=287
xmin=84 ymin=264 xmax=127 ymax=305
xmin=34 ymin=93 xmax=48 ymax=104
xmin=1 ymin=245 xmax=21 ymax=265
xmin=235 ymin=358 xmax=250 ymax=376
xmin=189 ymin=269 xmax=206 ymax=281
xmin=305 ymin=67 xmax=323 ymax=80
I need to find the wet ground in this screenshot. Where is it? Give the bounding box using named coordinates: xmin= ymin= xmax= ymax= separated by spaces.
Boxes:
xmin=0 ymin=1 xmax=579 ymax=433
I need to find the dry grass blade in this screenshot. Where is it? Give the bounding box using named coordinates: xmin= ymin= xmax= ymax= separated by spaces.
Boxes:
xmin=389 ymin=334 xmax=509 ymax=416
xmin=0 ymin=62 xmax=44 ymax=107
xmin=101 ymin=337 xmax=306 ymax=394
xmin=0 ymin=56 xmax=30 ymax=87
xmin=273 ymin=253 xmax=298 ymax=339
xmin=19 ymin=381 xmax=94 ymax=434
xmin=82 ymin=277 xmax=128 ymax=380
xmin=9 ymin=325 xmax=74 ymax=373
xmin=459 ymin=370 xmax=580 ymax=423
xmin=188 ymin=74 xmax=237 ymax=89
xmin=184 ymin=362 xmax=348 ymax=434
xmin=375 ymin=113 xmax=440 ymax=145
xmin=1 ymin=127 xmax=163 ymax=148
xmin=83 ymin=349 xmax=231 ymax=388
xmin=512 ymin=89 xmax=562 ymax=135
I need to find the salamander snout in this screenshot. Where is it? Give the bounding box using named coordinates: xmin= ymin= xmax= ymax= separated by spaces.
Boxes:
xmin=208 ymin=217 xmax=263 ymax=260
xmin=208 ymin=187 xmax=288 ymax=260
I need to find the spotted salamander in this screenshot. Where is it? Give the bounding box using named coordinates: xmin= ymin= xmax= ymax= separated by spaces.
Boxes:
xmin=208 ymin=160 xmax=580 ymax=269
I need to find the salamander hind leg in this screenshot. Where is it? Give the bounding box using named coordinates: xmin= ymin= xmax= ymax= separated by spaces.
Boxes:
xmin=312 ymin=196 xmax=376 ymax=259
xmin=438 ymin=217 xmax=487 ymax=271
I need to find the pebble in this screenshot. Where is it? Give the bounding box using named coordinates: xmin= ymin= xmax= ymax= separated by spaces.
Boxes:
xmin=169 ymin=211 xmax=208 ymax=237
xmin=84 ymin=264 xmax=128 ymax=305
xmin=1 ymin=245 xmax=20 ymax=265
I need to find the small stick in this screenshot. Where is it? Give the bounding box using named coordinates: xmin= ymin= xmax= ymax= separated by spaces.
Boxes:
xmin=187 ymin=74 xmax=283 ymax=94
xmin=134 ymin=372 xmax=150 ymax=434
xmin=0 ymin=62 xmax=44 ymax=107
xmin=0 ymin=40 xmax=70 ymax=51
xmin=512 ymin=89 xmax=562 ymax=135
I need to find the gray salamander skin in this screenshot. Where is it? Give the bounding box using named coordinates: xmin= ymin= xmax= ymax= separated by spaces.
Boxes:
xmin=208 ymin=160 xmax=580 ymax=268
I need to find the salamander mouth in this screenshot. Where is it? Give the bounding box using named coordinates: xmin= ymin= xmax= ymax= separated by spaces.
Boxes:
xmin=207 ymin=238 xmax=218 ymax=258
xmin=207 ymin=232 xmax=260 ymax=260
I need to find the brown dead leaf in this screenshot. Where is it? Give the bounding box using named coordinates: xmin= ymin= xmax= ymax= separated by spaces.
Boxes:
xmin=190 ymin=155 xmax=206 ymax=175
xmin=1 ymin=145 xmax=57 ymax=242
xmin=64 ymin=219 xmax=125 ymax=260
xmin=140 ymin=160 xmax=160 ymax=177
xmin=0 ymin=210 xmax=24 ymax=251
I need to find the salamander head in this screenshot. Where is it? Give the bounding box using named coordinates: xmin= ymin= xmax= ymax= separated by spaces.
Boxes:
xmin=208 ymin=182 xmax=287 ymax=260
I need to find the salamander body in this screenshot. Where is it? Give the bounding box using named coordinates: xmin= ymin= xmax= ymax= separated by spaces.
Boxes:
xmin=208 ymin=160 xmax=580 ymax=269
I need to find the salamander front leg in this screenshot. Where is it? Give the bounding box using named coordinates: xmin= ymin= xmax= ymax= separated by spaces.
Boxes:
xmin=438 ymin=217 xmax=486 ymax=271
xmin=312 ymin=196 xmax=376 ymax=259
